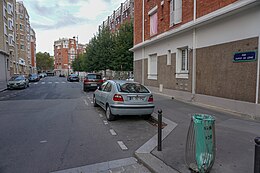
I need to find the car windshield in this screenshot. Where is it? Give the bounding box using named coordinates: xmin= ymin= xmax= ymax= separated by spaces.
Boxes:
xmin=117 ymin=83 xmax=149 ymax=93
xmin=87 ymin=74 xmax=101 ymax=79
xmin=30 ymin=74 xmax=37 ymax=77
xmin=10 ymin=76 xmax=24 ymax=81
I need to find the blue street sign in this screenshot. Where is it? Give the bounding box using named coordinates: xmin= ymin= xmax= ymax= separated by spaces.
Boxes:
xmin=233 ymin=51 xmax=257 ymax=62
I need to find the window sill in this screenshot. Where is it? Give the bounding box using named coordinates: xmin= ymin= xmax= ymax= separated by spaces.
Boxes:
xmin=148 ymin=74 xmax=157 ymax=80
xmin=175 ymin=72 xmax=188 ymax=79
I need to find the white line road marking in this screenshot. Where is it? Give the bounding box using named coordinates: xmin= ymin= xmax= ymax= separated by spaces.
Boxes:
xmin=41 ymin=82 xmax=45 ymax=84
xmin=55 ymin=82 xmax=59 ymax=84
xmin=40 ymin=140 xmax=47 ymax=143
xmin=0 ymin=97 xmax=5 ymax=99
xmin=62 ymin=82 xmax=66 ymax=83
xmin=103 ymin=120 xmax=108 ymax=125
xmin=48 ymin=82 xmax=52 ymax=84
xmin=91 ymin=101 xmax=93 ymax=104
xmin=109 ymin=129 xmax=117 ymax=136
xmin=83 ymin=99 xmax=89 ymax=106
xmin=34 ymin=83 xmax=38 ymax=85
xmin=99 ymin=114 xmax=103 ymax=118
xmin=117 ymin=141 xmax=128 ymax=150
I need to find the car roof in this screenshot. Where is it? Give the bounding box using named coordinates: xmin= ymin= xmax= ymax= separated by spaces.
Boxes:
xmin=107 ymin=80 xmax=139 ymax=85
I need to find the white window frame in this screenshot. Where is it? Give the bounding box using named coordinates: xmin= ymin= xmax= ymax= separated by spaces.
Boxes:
xmin=149 ymin=6 xmax=158 ymax=37
xmin=167 ymin=50 xmax=171 ymax=65
xmin=176 ymin=47 xmax=189 ymax=79
xmin=8 ymin=34 xmax=14 ymax=46
xmin=8 ymin=18 xmax=13 ymax=30
xmin=4 ymin=23 xmax=8 ymax=35
xmin=170 ymin=0 xmax=182 ymax=27
xmin=148 ymin=54 xmax=158 ymax=80
xmin=7 ymin=2 xmax=13 ymax=15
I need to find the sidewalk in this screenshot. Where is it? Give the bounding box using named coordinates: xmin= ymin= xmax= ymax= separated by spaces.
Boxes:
xmin=139 ymin=93 xmax=260 ymax=173
xmin=0 ymin=80 xmax=7 ymax=92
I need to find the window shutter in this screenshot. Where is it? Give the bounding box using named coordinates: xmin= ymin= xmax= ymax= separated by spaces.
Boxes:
xmin=174 ymin=0 xmax=182 ymax=24
xmin=170 ymin=0 xmax=174 ymax=26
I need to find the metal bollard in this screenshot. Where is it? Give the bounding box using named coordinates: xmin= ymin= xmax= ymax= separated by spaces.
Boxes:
xmin=158 ymin=109 xmax=162 ymax=151
xmin=255 ymin=137 xmax=260 ymax=173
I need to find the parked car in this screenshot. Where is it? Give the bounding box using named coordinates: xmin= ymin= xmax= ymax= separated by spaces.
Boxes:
xmin=39 ymin=73 xmax=45 ymax=78
xmin=83 ymin=73 xmax=103 ymax=92
xmin=93 ymin=80 xmax=154 ymax=121
xmin=29 ymin=73 xmax=40 ymax=82
xmin=59 ymin=74 xmax=65 ymax=77
xmin=7 ymin=75 xmax=29 ymax=89
xmin=67 ymin=74 xmax=79 ymax=82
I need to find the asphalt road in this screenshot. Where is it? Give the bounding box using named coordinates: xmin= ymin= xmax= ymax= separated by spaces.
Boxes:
xmin=0 ymin=76 xmax=156 ymax=173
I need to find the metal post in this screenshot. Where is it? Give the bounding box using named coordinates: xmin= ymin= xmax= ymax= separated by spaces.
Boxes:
xmin=255 ymin=137 xmax=260 ymax=173
xmin=158 ymin=109 xmax=162 ymax=151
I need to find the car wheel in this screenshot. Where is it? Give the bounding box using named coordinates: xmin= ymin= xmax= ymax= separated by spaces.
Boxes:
xmin=106 ymin=105 xmax=115 ymax=121
xmin=23 ymin=83 xmax=27 ymax=89
xmin=143 ymin=114 xmax=152 ymax=120
xmin=93 ymin=96 xmax=98 ymax=107
xmin=27 ymin=83 xmax=29 ymax=87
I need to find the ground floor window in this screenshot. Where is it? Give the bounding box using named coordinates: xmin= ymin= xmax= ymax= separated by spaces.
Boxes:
xmin=148 ymin=54 xmax=157 ymax=80
xmin=176 ymin=47 xmax=189 ymax=78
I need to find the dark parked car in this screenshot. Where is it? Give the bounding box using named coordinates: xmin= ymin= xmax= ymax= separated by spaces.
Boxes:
xmin=67 ymin=74 xmax=79 ymax=82
xmin=83 ymin=73 xmax=103 ymax=92
xmin=7 ymin=75 xmax=29 ymax=89
xmin=93 ymin=80 xmax=154 ymax=121
xmin=29 ymin=73 xmax=40 ymax=82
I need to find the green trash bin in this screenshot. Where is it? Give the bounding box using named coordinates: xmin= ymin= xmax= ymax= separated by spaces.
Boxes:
xmin=185 ymin=114 xmax=216 ymax=173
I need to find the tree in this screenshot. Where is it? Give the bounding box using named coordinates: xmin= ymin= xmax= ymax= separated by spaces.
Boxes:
xmin=71 ymin=54 xmax=85 ymax=72
xmin=112 ymin=21 xmax=133 ymax=71
xmin=36 ymin=52 xmax=54 ymax=72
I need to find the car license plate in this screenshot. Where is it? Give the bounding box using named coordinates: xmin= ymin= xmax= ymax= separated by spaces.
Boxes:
xmin=129 ymin=96 xmax=144 ymax=101
xmin=91 ymin=84 xmax=97 ymax=86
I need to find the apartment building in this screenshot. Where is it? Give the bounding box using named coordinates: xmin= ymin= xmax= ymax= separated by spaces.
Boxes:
xmin=6 ymin=0 xmax=18 ymax=76
xmin=100 ymin=0 xmax=134 ymax=31
xmin=16 ymin=1 xmax=31 ymax=75
xmin=53 ymin=38 xmax=77 ymax=76
xmin=131 ymin=0 xmax=260 ymax=119
xmin=0 ymin=0 xmax=10 ymax=84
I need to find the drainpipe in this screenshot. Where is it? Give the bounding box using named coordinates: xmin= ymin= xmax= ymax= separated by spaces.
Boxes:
xmin=256 ymin=35 xmax=260 ymax=104
xmin=192 ymin=0 xmax=197 ymax=97
xmin=141 ymin=0 xmax=145 ymax=85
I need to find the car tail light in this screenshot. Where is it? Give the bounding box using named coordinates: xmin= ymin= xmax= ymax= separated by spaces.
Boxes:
xmin=99 ymin=79 xmax=103 ymax=83
xmin=113 ymin=94 xmax=124 ymax=102
xmin=148 ymin=95 xmax=153 ymax=102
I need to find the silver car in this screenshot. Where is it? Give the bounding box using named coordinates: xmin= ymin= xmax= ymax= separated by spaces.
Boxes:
xmin=7 ymin=75 xmax=29 ymax=89
xmin=93 ymin=80 xmax=155 ymax=121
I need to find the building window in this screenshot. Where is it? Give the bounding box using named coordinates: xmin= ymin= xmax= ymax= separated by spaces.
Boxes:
xmin=4 ymin=23 xmax=8 ymax=35
xmin=167 ymin=50 xmax=171 ymax=65
xmin=150 ymin=12 xmax=158 ymax=36
xmin=7 ymin=3 xmax=13 ymax=14
xmin=148 ymin=54 xmax=158 ymax=80
xmin=176 ymin=48 xmax=188 ymax=78
xmin=8 ymin=34 xmax=14 ymax=46
xmin=3 ymin=3 xmax=7 ymax=18
xmin=170 ymin=0 xmax=182 ymax=27
xmin=8 ymin=18 xmax=13 ymax=30
xmin=20 ymin=44 xmax=24 ymax=50
xmin=20 ymin=24 xmax=23 ymax=30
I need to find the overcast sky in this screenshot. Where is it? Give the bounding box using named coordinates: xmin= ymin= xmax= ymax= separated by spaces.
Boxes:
xmin=20 ymin=0 xmax=123 ymax=55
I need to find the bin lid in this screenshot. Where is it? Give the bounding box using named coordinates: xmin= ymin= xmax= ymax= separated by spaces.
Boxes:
xmin=192 ymin=114 xmax=215 ymax=124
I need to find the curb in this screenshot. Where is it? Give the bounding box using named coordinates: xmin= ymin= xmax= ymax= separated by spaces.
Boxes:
xmin=134 ymin=113 xmax=179 ymax=173
xmin=0 ymin=88 xmax=7 ymax=92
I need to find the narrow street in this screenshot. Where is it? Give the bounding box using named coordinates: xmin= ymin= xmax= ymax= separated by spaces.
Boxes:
xmin=0 ymin=76 xmax=155 ymax=173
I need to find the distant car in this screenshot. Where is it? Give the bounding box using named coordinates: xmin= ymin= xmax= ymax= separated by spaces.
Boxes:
xmin=93 ymin=80 xmax=154 ymax=121
xmin=29 ymin=73 xmax=40 ymax=82
xmin=126 ymin=77 xmax=134 ymax=81
xmin=39 ymin=73 xmax=45 ymax=78
xmin=83 ymin=73 xmax=103 ymax=92
xmin=59 ymin=74 xmax=65 ymax=77
xmin=67 ymin=74 xmax=79 ymax=82
xmin=7 ymin=75 xmax=29 ymax=89
xmin=43 ymin=73 xmax=47 ymax=77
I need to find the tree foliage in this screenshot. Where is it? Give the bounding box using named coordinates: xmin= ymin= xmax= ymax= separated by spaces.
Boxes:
xmin=36 ymin=52 xmax=54 ymax=72
xmin=71 ymin=54 xmax=85 ymax=72
xmin=81 ymin=21 xmax=133 ymax=73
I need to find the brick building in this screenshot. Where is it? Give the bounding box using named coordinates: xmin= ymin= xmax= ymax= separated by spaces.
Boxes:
xmin=30 ymin=28 xmax=36 ymax=72
xmin=131 ymin=0 xmax=260 ymax=119
xmin=100 ymin=0 xmax=134 ymax=32
xmin=54 ymin=38 xmax=86 ymax=76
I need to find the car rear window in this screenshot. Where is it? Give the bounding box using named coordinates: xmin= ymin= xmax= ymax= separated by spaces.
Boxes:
xmin=117 ymin=83 xmax=149 ymax=93
xmin=87 ymin=74 xmax=101 ymax=79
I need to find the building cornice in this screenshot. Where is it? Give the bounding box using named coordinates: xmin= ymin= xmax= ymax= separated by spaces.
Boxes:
xmin=130 ymin=0 xmax=259 ymax=51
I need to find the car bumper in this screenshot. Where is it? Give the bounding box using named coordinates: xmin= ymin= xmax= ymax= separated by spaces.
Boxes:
xmin=110 ymin=104 xmax=155 ymax=116
xmin=7 ymin=84 xmax=25 ymax=89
